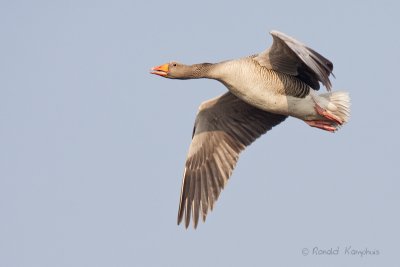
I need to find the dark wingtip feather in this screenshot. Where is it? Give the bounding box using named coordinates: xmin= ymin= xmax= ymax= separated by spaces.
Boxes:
xmin=177 ymin=200 xmax=185 ymax=226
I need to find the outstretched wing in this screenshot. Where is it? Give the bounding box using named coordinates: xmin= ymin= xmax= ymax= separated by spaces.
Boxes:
xmin=177 ymin=92 xmax=287 ymax=228
xmin=254 ymin=30 xmax=334 ymax=90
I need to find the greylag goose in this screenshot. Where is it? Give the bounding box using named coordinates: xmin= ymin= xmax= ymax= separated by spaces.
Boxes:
xmin=151 ymin=30 xmax=350 ymax=229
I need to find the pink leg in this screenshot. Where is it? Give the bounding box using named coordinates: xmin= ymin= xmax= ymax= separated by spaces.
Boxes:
xmin=305 ymin=120 xmax=337 ymax=132
xmin=314 ymin=103 xmax=343 ymax=125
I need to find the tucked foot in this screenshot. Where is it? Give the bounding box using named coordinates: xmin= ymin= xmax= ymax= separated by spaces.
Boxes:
xmin=314 ymin=103 xmax=343 ymax=125
xmin=305 ymin=120 xmax=337 ymax=132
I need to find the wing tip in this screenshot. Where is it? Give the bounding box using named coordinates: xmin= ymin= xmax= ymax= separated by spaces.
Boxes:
xmin=269 ymin=29 xmax=280 ymax=35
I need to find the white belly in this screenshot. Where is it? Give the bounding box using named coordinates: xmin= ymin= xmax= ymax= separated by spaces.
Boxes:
xmin=225 ymin=81 xmax=291 ymax=115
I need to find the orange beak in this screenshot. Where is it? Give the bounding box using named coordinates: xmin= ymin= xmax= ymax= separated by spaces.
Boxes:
xmin=150 ymin=63 xmax=169 ymax=77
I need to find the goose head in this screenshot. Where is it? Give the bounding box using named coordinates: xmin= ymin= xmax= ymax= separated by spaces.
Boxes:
xmin=151 ymin=62 xmax=213 ymax=79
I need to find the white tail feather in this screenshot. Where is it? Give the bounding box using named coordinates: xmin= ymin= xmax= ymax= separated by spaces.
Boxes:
xmin=318 ymin=91 xmax=351 ymax=124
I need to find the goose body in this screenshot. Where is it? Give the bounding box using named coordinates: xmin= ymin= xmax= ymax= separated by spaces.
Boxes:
xmin=151 ymin=30 xmax=350 ymax=228
xmin=209 ymin=57 xmax=315 ymax=118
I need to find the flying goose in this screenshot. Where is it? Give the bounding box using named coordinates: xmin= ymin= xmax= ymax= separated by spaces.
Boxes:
xmin=150 ymin=30 xmax=350 ymax=229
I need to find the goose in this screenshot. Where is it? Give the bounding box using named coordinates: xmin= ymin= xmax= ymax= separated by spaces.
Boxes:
xmin=150 ymin=30 xmax=350 ymax=229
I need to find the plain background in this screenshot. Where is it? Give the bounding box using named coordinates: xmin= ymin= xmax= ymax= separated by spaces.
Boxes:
xmin=1 ymin=0 xmax=399 ymax=266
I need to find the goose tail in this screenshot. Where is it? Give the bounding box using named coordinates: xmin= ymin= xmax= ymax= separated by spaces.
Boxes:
xmin=304 ymin=91 xmax=351 ymax=132
xmin=319 ymin=91 xmax=351 ymax=125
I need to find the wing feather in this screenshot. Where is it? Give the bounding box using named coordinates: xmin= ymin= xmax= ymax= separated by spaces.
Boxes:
xmin=254 ymin=30 xmax=334 ymax=90
xmin=177 ymin=92 xmax=287 ymax=228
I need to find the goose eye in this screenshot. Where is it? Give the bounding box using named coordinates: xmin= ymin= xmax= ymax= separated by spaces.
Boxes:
xmin=172 ymin=63 xmax=177 ymax=67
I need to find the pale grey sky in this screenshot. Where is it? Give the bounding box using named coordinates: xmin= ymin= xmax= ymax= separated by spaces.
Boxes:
xmin=1 ymin=0 xmax=399 ymax=266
